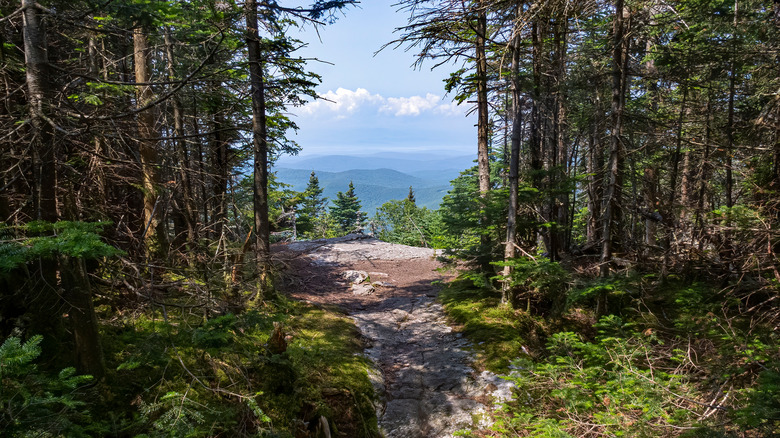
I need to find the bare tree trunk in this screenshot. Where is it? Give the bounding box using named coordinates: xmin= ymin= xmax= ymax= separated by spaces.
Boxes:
xmin=24 ymin=0 xmax=104 ymax=378
xmin=163 ymin=29 xmax=197 ymax=251
xmin=600 ymin=0 xmax=629 ymax=277
xmin=246 ymin=0 xmax=271 ymax=298
xmin=642 ymin=38 xmax=659 ymax=257
xmin=59 ymin=255 xmax=105 ymax=378
xmin=586 ymin=93 xmax=604 ymax=247
xmin=134 ymin=27 xmax=167 ymax=259
xmin=530 ymin=21 xmax=544 ymax=251
xmin=663 ymin=81 xmax=689 ymax=274
xmin=23 ymin=0 xmax=56 ymax=222
xmin=475 ymin=2 xmax=492 ymax=270
xmin=696 ymin=90 xmax=713 ymax=246
xmin=476 ymin=3 xmax=490 ymax=196
xmin=725 ymin=64 xmax=736 ymax=209
xmin=210 ymin=95 xmax=228 ymax=240
xmin=503 ymin=4 xmax=523 ymax=304
xmin=554 ymin=17 xmax=569 ymax=255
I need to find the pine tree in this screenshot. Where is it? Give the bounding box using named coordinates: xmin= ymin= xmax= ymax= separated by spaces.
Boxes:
xmin=330 ymin=181 xmax=366 ymax=234
xmin=407 ymin=186 xmax=416 ymax=204
xmin=303 ymin=171 xmax=327 ymax=216
xmin=298 ymin=171 xmax=328 ymax=237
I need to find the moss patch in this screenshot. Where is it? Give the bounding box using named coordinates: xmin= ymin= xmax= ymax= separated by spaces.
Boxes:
xmin=438 ymin=280 xmax=546 ymax=372
xmin=97 ymin=295 xmax=379 ymax=437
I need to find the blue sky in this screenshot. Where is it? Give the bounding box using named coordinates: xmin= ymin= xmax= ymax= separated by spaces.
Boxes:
xmin=286 ymin=1 xmax=477 ymax=158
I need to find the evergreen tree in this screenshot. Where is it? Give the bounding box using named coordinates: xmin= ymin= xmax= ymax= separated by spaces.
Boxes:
xmin=303 ymin=171 xmax=327 ymax=216
xmin=298 ymin=171 xmax=328 ymax=237
xmin=407 ymin=186 xmax=416 ymax=204
xmin=330 ymin=181 xmax=366 ymax=233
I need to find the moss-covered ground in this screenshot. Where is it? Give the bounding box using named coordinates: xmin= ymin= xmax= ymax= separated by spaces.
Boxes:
xmin=438 ymin=271 xmax=780 ymax=437
xmin=91 ymin=294 xmax=379 ymax=437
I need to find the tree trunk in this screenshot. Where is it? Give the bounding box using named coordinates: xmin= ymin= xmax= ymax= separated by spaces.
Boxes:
xmin=554 ymin=17 xmax=570 ymax=256
xmin=642 ymin=38 xmax=659 ymax=257
xmin=163 ymin=29 xmax=197 ymax=251
xmin=530 ymin=21 xmax=544 ymax=250
xmin=134 ymin=27 xmax=167 ymax=259
xmin=586 ymin=92 xmax=604 ymax=247
xmin=599 ymin=0 xmax=629 ymax=277
xmin=475 ymin=2 xmax=491 ymax=270
xmin=663 ymin=81 xmax=689 ymax=274
xmin=246 ymin=0 xmax=271 ymax=297
xmin=24 ymin=0 xmax=104 ymax=378
xmin=503 ymin=4 xmax=523 ymax=304
xmin=725 ymin=64 xmax=736 ymax=209
xmin=475 ymin=3 xmax=490 ymax=196
xmin=60 ymin=255 xmax=105 ymax=379
xmin=23 ymin=0 xmax=56 ymax=222
xmin=696 ymin=90 xmax=713 ymax=245
xmin=210 ymin=94 xmax=228 ymax=240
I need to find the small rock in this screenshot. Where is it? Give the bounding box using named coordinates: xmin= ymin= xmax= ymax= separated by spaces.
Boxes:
xmin=351 ymin=283 xmax=375 ymax=295
xmin=372 ymin=281 xmax=395 ymax=288
xmin=369 ymin=272 xmax=389 ymax=278
xmin=343 ymin=270 xmax=369 ymax=284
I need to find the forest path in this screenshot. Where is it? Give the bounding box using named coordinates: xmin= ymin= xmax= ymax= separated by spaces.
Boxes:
xmin=275 ymin=235 xmax=512 ymax=438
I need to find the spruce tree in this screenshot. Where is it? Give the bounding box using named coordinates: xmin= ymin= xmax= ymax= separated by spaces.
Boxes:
xmin=298 ymin=171 xmax=328 ymax=237
xmin=407 ymin=186 xmax=416 ymax=204
xmin=303 ymin=171 xmax=327 ymax=216
xmin=330 ymin=181 xmax=366 ymax=233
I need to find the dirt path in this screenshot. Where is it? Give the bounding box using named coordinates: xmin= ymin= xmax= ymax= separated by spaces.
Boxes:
xmin=275 ymin=235 xmax=512 ymax=438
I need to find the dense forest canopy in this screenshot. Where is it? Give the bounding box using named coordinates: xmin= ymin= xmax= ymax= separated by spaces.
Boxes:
xmin=0 ymin=0 xmax=779 ymax=435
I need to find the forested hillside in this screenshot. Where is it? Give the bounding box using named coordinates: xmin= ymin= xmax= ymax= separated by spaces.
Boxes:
xmin=1 ymin=0 xmax=779 ymax=436
xmin=274 ymin=167 xmax=451 ymax=213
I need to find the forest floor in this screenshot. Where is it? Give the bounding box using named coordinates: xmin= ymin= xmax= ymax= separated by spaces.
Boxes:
xmin=274 ymin=234 xmax=513 ymax=437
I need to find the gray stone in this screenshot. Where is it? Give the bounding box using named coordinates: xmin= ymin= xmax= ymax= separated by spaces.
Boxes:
xmin=371 ymin=281 xmax=395 ymax=288
xmin=343 ymin=270 xmax=369 ymax=284
xmin=351 ymin=283 xmax=375 ymax=295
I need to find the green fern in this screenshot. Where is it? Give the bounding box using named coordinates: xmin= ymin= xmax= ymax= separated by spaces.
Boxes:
xmin=0 ymin=335 xmax=94 ymax=437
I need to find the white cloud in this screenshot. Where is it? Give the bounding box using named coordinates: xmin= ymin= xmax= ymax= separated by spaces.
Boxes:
xmin=297 ymin=88 xmax=465 ymax=119
xmin=433 ymin=101 xmax=467 ymax=117
xmin=298 ymin=88 xmax=384 ymax=118
xmin=379 ymin=93 xmax=439 ymax=116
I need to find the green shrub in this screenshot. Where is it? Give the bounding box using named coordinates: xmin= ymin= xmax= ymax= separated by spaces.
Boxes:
xmin=0 ymin=335 xmax=95 ymax=437
xmin=494 ymin=256 xmax=570 ymax=311
xmin=493 ymin=317 xmax=702 ymax=437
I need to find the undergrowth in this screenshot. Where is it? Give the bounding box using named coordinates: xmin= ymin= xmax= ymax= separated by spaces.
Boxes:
xmin=441 ymin=267 xmax=780 ymax=437
xmin=2 ymin=294 xmax=379 ymax=437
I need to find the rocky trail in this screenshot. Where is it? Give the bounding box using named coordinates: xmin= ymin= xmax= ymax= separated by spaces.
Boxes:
xmin=275 ymin=235 xmax=513 ymax=438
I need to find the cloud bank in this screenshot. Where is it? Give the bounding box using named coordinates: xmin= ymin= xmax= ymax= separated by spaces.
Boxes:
xmin=297 ymin=88 xmax=464 ymax=118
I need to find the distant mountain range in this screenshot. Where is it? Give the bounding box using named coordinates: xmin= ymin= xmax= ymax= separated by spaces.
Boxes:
xmin=273 ymin=153 xmax=475 ymax=214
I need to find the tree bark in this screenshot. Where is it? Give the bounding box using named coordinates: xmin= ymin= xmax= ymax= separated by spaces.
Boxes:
xmin=503 ymin=4 xmax=523 ymax=304
xmin=60 ymin=255 xmax=105 ymax=379
xmin=475 ymin=2 xmax=492 ymax=270
xmin=530 ymin=21 xmax=544 ymax=250
xmin=163 ymin=29 xmax=197 ymax=251
xmin=586 ymin=91 xmax=604 ymax=247
xmin=554 ymin=16 xmax=570 ymax=256
xmin=134 ymin=27 xmax=167 ymax=258
xmin=475 ymin=2 xmax=490 ymax=196
xmin=210 ymin=93 xmax=228 ymax=240
xmin=246 ymin=0 xmax=271 ymax=296
xmin=23 ymin=0 xmax=56 ymax=222
xmin=725 ymin=63 xmax=736 ymax=209
xmin=642 ymin=38 xmax=659 ymax=257
xmin=599 ymin=0 xmax=629 ymax=277
xmin=24 ymin=0 xmax=104 ymax=378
